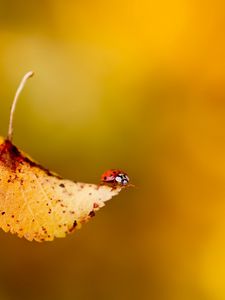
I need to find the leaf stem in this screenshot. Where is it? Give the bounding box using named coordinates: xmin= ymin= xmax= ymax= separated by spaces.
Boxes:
xmin=7 ymin=71 xmax=34 ymax=142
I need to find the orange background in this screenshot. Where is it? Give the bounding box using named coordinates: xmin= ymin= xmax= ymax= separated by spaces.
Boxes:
xmin=0 ymin=1 xmax=225 ymax=299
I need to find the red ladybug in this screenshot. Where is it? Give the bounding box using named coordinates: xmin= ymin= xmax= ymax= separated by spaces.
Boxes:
xmin=101 ymin=169 xmax=129 ymax=186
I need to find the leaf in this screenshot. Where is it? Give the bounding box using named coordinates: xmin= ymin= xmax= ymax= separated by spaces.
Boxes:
xmin=0 ymin=71 xmax=128 ymax=242
xmin=0 ymin=138 xmax=122 ymax=242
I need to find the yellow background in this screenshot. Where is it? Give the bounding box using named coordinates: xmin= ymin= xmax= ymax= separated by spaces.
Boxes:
xmin=0 ymin=1 xmax=225 ymax=299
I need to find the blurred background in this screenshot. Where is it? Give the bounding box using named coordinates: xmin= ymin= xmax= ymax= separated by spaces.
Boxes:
xmin=0 ymin=0 xmax=225 ymax=299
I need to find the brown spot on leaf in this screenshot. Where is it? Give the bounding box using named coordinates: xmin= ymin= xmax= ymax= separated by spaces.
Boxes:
xmin=89 ymin=211 xmax=95 ymax=218
xmin=69 ymin=220 xmax=77 ymax=232
xmin=93 ymin=203 xmax=99 ymax=209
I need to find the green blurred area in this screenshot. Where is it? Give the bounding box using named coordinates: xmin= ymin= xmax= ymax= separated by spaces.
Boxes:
xmin=0 ymin=0 xmax=225 ymax=299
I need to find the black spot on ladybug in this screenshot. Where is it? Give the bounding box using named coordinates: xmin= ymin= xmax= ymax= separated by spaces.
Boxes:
xmin=104 ymin=176 xmax=107 ymax=180
xmin=1 ymin=212 xmax=5 ymax=215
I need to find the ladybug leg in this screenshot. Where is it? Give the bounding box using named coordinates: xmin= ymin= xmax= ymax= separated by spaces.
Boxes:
xmin=99 ymin=180 xmax=116 ymax=188
xmin=110 ymin=180 xmax=123 ymax=190
xmin=110 ymin=185 xmax=119 ymax=191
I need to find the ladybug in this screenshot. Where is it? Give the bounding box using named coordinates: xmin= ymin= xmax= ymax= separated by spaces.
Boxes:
xmin=101 ymin=169 xmax=129 ymax=186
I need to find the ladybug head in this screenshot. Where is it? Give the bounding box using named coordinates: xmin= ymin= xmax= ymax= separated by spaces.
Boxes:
xmin=115 ymin=173 xmax=129 ymax=186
